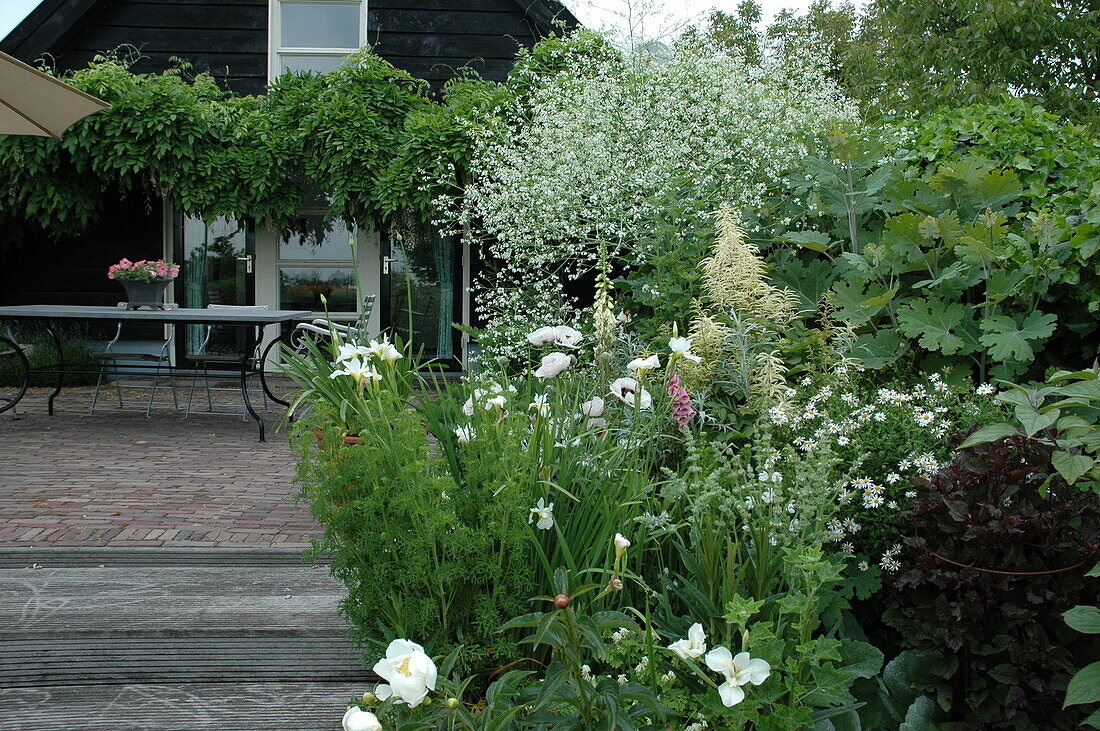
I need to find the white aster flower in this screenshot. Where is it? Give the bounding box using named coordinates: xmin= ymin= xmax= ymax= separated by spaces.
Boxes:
xmin=976 ymin=383 xmax=996 ymax=395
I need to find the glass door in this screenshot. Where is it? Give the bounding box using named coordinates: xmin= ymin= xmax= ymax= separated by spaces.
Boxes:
xmin=174 ymin=215 xmax=254 ymax=361
xmin=380 ymin=222 xmax=462 ymax=367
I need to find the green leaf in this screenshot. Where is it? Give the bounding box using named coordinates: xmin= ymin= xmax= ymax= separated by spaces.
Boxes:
xmin=850 ymin=330 xmax=904 ymax=370
xmin=837 ymin=640 xmax=884 ymax=679
xmin=861 ymin=288 xmax=899 ymax=308
xmin=1015 ymin=405 xmax=1060 ymax=437
xmin=959 ymin=423 xmax=1017 ymax=448
xmin=897 ymin=299 xmax=969 ymax=355
xmin=979 ymin=311 xmax=1057 ymax=364
xmin=899 ymin=695 xmax=938 ymax=730
xmin=780 ymin=230 xmax=833 ymax=252
xmin=1065 ymin=605 xmax=1100 ymax=634
xmin=1052 ymin=451 xmax=1094 ymax=484
xmin=1065 ymin=661 xmax=1100 ymax=707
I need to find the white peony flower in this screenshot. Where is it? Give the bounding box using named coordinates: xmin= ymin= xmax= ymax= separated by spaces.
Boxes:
xmin=528 ymin=497 xmax=554 ymax=530
xmin=580 ymin=395 xmax=605 ymax=417
xmin=627 ymin=354 xmax=661 ymax=374
xmin=609 ymin=378 xmax=652 ymax=409
xmin=668 ymin=622 xmax=707 ymax=660
xmin=371 ymin=639 xmax=437 ymax=708
xmin=342 ymin=706 xmax=382 ymax=731
xmin=668 ymin=336 xmax=702 ymax=363
xmin=704 ymin=647 xmax=771 ymax=707
xmin=534 ymin=352 xmax=572 ymax=379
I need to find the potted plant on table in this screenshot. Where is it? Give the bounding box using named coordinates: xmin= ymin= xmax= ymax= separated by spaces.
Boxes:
xmin=107 ymin=258 xmax=180 ymax=309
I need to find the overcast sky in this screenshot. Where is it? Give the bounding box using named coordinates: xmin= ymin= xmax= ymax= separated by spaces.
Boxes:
xmin=0 ymin=0 xmax=831 ymax=49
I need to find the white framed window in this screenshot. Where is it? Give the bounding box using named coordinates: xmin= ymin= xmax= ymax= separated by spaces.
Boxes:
xmin=276 ymin=212 xmax=368 ymax=319
xmin=268 ymin=0 xmax=367 ymax=81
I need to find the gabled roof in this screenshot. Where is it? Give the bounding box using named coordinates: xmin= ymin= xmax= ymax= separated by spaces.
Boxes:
xmin=1 ymin=0 xmax=579 ymax=62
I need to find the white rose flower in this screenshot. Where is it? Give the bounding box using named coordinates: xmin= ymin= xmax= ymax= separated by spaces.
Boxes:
xmin=371 ymin=639 xmax=438 ymax=708
xmin=609 ymin=378 xmax=652 ymax=409
xmin=580 ymin=395 xmax=605 ymax=417
xmin=534 ymin=352 xmax=572 ymax=378
xmin=342 ymin=707 xmax=382 ymax=731
xmin=668 ymin=622 xmax=707 ymax=660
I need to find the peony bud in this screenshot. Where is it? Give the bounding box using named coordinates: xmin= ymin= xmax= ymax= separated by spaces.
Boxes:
xmin=446 ymin=697 xmax=461 ymax=709
xmin=553 ymin=594 xmax=570 ymax=609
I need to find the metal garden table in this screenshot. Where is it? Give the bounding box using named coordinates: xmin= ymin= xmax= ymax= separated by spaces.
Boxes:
xmin=0 ymin=305 xmax=310 ymax=441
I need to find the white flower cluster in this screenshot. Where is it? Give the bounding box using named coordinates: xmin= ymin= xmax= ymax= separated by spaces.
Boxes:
xmin=447 ymin=33 xmax=854 ymax=353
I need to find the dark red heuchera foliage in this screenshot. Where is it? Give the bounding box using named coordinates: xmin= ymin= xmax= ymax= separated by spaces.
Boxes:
xmin=884 ymin=434 xmax=1099 ymax=728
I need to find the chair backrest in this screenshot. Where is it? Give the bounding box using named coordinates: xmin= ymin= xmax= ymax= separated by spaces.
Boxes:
xmin=361 ymin=294 xmax=377 ymax=322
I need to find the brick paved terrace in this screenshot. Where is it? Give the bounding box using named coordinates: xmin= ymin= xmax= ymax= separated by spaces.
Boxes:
xmin=0 ymin=381 xmax=318 ymax=549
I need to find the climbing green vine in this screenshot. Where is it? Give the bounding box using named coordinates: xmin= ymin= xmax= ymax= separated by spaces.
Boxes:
xmin=0 ymin=49 xmax=493 ymax=240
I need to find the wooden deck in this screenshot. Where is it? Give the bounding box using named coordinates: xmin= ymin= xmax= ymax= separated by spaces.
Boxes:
xmin=0 ymin=548 xmax=368 ymax=730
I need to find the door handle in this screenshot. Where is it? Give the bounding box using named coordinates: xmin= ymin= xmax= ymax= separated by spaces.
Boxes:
xmin=236 ymin=255 xmax=253 ymax=274
xmin=382 ymin=256 xmax=399 ymax=275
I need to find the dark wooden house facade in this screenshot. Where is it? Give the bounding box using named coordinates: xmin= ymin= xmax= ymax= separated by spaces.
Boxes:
xmin=0 ymin=0 xmax=576 ymax=365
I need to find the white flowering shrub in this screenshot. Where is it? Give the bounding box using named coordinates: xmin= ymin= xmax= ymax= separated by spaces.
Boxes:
xmin=450 ymin=31 xmax=855 ymax=357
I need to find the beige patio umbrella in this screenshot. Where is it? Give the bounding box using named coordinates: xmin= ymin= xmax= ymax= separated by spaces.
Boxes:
xmin=0 ymin=50 xmax=109 ymax=139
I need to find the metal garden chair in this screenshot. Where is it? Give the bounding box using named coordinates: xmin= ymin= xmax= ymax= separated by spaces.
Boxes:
xmin=184 ymin=304 xmax=269 ymax=419
xmin=88 ymin=323 xmax=177 ymax=417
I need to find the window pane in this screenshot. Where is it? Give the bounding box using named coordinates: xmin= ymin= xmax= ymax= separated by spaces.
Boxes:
xmin=387 ymin=224 xmax=458 ymax=363
xmin=280 ymin=216 xmax=355 ymax=261
xmin=280 ymin=2 xmax=360 ymax=48
xmin=279 ymin=54 xmax=349 ymax=75
xmin=280 ymin=267 xmax=357 ymax=313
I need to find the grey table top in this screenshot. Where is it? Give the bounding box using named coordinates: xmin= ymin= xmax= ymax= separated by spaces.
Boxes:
xmin=0 ymin=305 xmax=311 ymax=325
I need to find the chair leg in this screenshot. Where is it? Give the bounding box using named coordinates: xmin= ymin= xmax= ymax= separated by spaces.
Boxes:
xmin=113 ymin=361 xmax=126 ymax=409
xmin=184 ymin=367 xmax=198 ymax=420
xmin=204 ymin=364 xmax=213 ymax=412
xmin=146 ymin=361 xmax=162 ymax=418
xmin=88 ymin=363 xmax=106 ymax=416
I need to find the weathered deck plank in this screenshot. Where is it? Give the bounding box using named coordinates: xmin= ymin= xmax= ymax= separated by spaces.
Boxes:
xmin=0 ymin=682 xmax=356 ymax=730
xmin=0 ymin=549 xmax=368 ymax=729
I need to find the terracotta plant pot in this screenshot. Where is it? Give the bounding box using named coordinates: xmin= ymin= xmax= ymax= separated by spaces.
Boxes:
xmin=312 ymin=425 xmax=362 ymax=446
